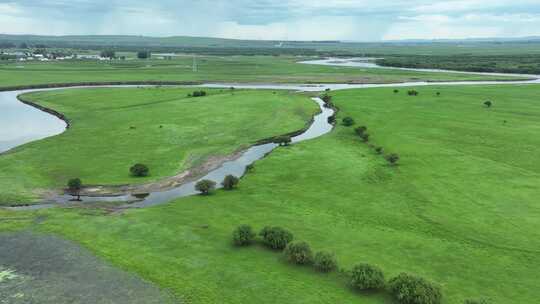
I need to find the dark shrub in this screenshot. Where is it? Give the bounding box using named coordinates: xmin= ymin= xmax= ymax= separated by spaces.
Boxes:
xmin=349 ymin=263 xmax=385 ymax=291
xmin=222 ymin=175 xmax=239 ymax=190
xmin=327 ymin=116 xmax=336 ymax=124
xmin=393 ymin=89 xmax=399 ymax=94
xmin=274 ymin=135 xmax=292 ymax=146
xmin=321 ymin=94 xmax=332 ymax=104
xmin=375 ymin=147 xmax=384 ymax=154
xmin=67 ymin=178 xmax=83 ymax=201
xmin=342 ymin=117 xmax=355 ymax=126
xmin=355 ymin=126 xmax=367 ymax=136
xmin=385 ymin=153 xmax=400 ymax=165
xmin=484 ymin=100 xmax=492 ymax=108
xmin=192 ymin=90 xmax=207 ymax=97
xmin=284 ymin=241 xmax=313 ymax=265
xmin=259 ymin=226 xmax=293 ymax=250
xmin=325 ymin=88 xmax=331 ymax=92
xmin=408 ymin=90 xmax=419 ymax=96
xmin=464 ymin=299 xmax=491 ymax=304
xmin=360 ymin=133 xmax=370 ymax=142
xmin=436 ymin=92 xmax=441 ymax=96
xmin=313 ymin=251 xmax=337 ymax=272
xmin=232 ymin=225 xmax=256 ymax=246
xmin=195 ymin=179 xmax=216 ymax=195
xmin=130 ymin=163 xmax=149 ymax=177
xmin=388 ymin=273 xmax=442 ymax=304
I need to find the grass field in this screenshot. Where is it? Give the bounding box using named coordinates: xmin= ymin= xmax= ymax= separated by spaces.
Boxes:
xmin=0 ymin=56 xmax=526 ymax=89
xmin=0 ymin=87 xmax=317 ymax=204
xmin=1 ymin=84 xmax=539 ymax=303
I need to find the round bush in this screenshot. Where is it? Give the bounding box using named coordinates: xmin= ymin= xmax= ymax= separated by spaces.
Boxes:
xmin=342 ymin=117 xmax=355 ymax=126
xmin=130 ymin=163 xmax=149 ymax=177
xmin=385 ymin=153 xmax=400 ymax=165
xmin=313 ymin=251 xmax=337 ymax=272
xmin=232 ymin=225 xmax=256 ymax=246
xmin=195 ymin=179 xmax=216 ymax=195
xmin=222 ymin=175 xmax=240 ymax=190
xmin=388 ymin=273 xmax=442 ymax=304
xmin=284 ymin=241 xmax=313 ymax=265
xmin=259 ymin=226 xmax=293 ymax=250
xmin=349 ymin=263 xmax=385 ymax=291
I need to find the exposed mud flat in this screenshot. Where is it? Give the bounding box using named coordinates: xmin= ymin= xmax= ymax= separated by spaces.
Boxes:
xmin=0 ymin=232 xmax=179 ymax=304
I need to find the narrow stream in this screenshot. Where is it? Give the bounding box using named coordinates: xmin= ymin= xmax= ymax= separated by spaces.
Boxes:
xmin=2 ymin=58 xmax=540 ymax=210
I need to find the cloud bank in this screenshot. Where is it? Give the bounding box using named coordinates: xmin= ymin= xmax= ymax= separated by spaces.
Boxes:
xmin=0 ymin=0 xmax=539 ymax=40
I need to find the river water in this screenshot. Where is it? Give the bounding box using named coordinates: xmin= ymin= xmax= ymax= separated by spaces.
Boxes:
xmin=2 ymin=58 xmax=539 ymax=209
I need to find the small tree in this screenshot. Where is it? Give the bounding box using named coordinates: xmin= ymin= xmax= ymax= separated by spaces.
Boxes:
xmin=408 ymin=90 xmax=419 ymax=96
xmin=375 ymin=146 xmax=384 ymax=154
xmin=349 ymin=263 xmax=385 ymax=291
xmin=360 ymin=133 xmax=370 ymax=142
xmin=342 ymin=117 xmax=355 ymax=126
xmin=355 ymin=126 xmax=367 ymax=136
xmin=388 ymin=273 xmax=442 ymax=304
xmin=321 ymin=95 xmax=332 ymax=104
xmin=313 ymin=251 xmax=337 ymax=272
xmin=232 ymin=225 xmax=256 ymax=246
xmin=100 ymin=49 xmax=115 ymax=59
xmin=195 ymin=179 xmax=216 ymax=195
xmin=130 ymin=164 xmax=149 ymax=177
xmin=436 ymin=92 xmax=441 ymax=96
xmin=284 ymin=241 xmax=313 ymax=265
xmin=67 ymin=178 xmax=83 ymax=201
xmin=484 ymin=100 xmax=492 ymax=108
xmin=393 ymin=89 xmax=399 ymax=94
xmin=385 ymin=153 xmax=400 ymax=165
xmin=274 ymin=135 xmax=292 ymax=146
xmin=259 ymin=226 xmax=293 ymax=250
xmin=222 ymin=175 xmax=239 ymax=190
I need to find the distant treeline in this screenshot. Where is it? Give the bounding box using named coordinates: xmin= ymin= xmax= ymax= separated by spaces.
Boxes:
xmin=377 ymin=55 xmax=540 ymax=75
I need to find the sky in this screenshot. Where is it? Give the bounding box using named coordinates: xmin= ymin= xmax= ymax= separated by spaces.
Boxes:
xmin=1 ymin=0 xmax=540 ymax=41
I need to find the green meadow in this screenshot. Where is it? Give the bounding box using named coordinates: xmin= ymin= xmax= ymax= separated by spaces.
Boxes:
xmin=0 ymin=56 xmax=526 ymax=89
xmin=2 ymin=84 xmax=539 ymax=303
xmin=0 ymin=87 xmax=317 ymax=204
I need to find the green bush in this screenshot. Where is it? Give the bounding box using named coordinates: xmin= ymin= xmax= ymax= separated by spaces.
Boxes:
xmin=464 ymin=299 xmax=491 ymax=304
xmin=484 ymin=100 xmax=492 ymax=108
xmin=232 ymin=225 xmax=256 ymax=246
xmin=355 ymin=126 xmax=367 ymax=136
xmin=385 ymin=153 xmax=400 ymax=165
xmin=313 ymin=251 xmax=338 ymax=272
xmin=67 ymin=178 xmax=83 ymax=200
xmin=195 ymin=179 xmax=216 ymax=195
xmin=388 ymin=273 xmax=442 ymax=304
xmin=259 ymin=226 xmax=293 ymax=250
xmin=130 ymin=163 xmax=149 ymax=177
xmin=342 ymin=117 xmax=355 ymax=126
xmin=349 ymin=263 xmax=385 ymax=291
xmin=375 ymin=147 xmax=384 ymax=154
xmin=284 ymin=241 xmax=313 ymax=265
xmin=222 ymin=175 xmax=239 ymax=190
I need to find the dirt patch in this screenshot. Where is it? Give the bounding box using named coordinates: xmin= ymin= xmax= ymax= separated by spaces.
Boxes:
xmin=0 ymin=232 xmax=179 ymax=304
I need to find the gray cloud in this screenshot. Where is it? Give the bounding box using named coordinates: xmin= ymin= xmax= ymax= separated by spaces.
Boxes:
xmin=0 ymin=0 xmax=539 ymax=40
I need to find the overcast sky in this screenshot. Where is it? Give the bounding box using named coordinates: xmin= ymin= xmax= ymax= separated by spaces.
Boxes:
xmin=1 ymin=0 xmax=540 ymax=41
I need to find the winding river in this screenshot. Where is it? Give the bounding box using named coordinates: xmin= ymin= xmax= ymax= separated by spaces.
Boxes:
xmin=2 ymin=58 xmax=540 ymax=209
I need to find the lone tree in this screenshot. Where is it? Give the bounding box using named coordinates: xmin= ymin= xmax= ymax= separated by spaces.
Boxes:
xmin=393 ymin=89 xmax=399 ymax=94
xmin=67 ymin=178 xmax=83 ymax=201
xmin=274 ymin=135 xmax=292 ymax=146
xmin=408 ymin=90 xmax=419 ymax=96
xmin=195 ymin=179 xmax=216 ymax=195
xmin=137 ymin=50 xmax=151 ymax=59
xmin=222 ymin=175 xmax=239 ymax=190
xmin=484 ymin=100 xmax=492 ymax=108
xmin=386 ymin=153 xmax=400 ymax=165
xmin=100 ymin=49 xmax=115 ymax=59
xmin=342 ymin=117 xmax=355 ymax=126
xmin=130 ymin=164 xmax=149 ymax=177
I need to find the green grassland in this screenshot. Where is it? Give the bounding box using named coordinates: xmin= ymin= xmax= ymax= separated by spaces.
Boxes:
xmin=0 ymin=56 xmax=526 ymax=89
xmin=2 ymin=84 xmax=539 ymax=303
xmin=0 ymin=87 xmax=317 ymax=204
